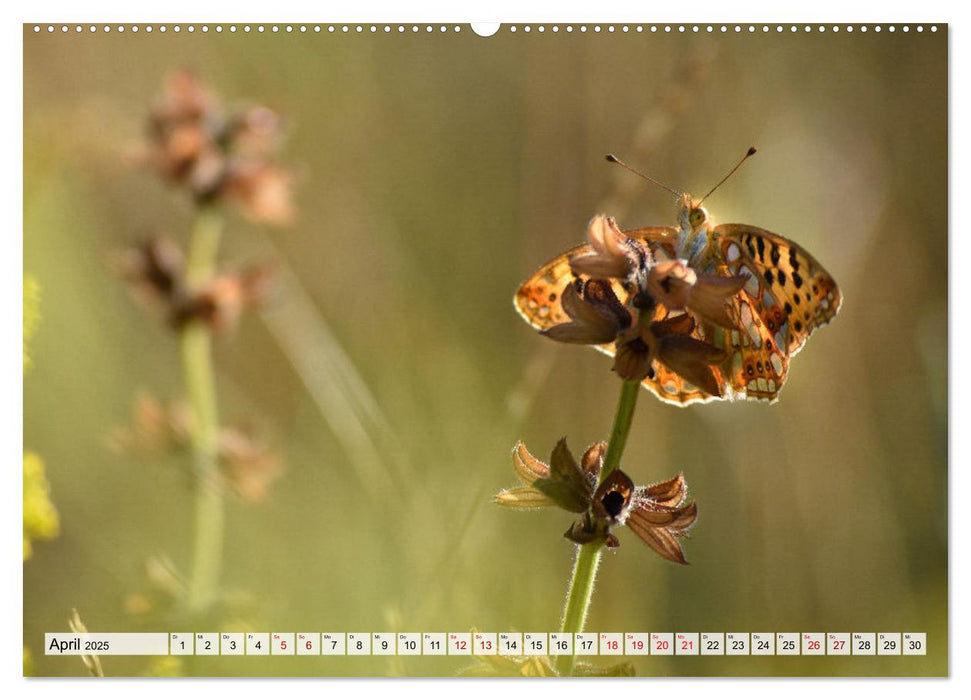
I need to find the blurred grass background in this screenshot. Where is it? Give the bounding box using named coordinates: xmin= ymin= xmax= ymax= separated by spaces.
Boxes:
xmin=23 ymin=25 xmax=946 ymax=676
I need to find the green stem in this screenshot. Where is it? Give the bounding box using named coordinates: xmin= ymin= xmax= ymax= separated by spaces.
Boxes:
xmin=554 ymin=379 xmax=641 ymax=676
xmin=600 ymin=379 xmax=641 ymax=481
xmin=182 ymin=206 xmax=224 ymax=614
xmin=556 ymin=541 xmax=601 ymax=652
xmin=185 ymin=206 xmax=223 ymax=287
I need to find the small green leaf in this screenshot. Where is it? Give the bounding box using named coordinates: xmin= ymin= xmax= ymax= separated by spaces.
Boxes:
xmin=535 ymin=438 xmax=593 ymax=513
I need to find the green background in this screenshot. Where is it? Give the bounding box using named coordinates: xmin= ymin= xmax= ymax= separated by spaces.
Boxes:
xmin=23 ymin=23 xmax=947 ymax=676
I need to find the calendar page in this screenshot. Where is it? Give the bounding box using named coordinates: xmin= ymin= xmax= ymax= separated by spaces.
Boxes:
xmin=22 ymin=17 xmax=948 ymax=679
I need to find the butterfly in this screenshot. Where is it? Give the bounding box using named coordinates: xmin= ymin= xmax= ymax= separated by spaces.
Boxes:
xmin=514 ymin=152 xmax=842 ymax=406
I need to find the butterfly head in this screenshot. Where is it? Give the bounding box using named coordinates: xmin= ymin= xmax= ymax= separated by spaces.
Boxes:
xmin=677 ymin=194 xmax=711 ymax=232
xmin=672 ymin=195 xmax=714 ymax=263
xmin=688 ymin=202 xmax=710 ymax=229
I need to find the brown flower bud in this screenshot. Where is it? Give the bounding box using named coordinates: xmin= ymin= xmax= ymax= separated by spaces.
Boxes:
xmin=570 ymin=214 xmax=638 ymax=280
xmin=229 ymin=106 xmax=286 ymax=157
xmin=116 ymin=237 xmax=186 ymax=306
xmin=647 ymin=259 xmax=747 ymax=330
xmin=655 ymin=334 xmax=727 ymax=398
xmin=171 ymin=264 xmax=276 ymax=333
xmin=647 ymin=259 xmax=697 ymax=311
xmin=496 ymin=439 xmax=605 ymax=513
xmin=105 ymin=393 xmax=188 ymax=455
xmin=543 ymin=279 xmax=631 ymax=345
xmin=219 ymin=428 xmax=285 ymax=502
xmin=686 ymin=273 xmax=748 ymax=329
xmin=221 ymin=162 xmax=295 ymax=226
xmin=626 ymin=480 xmax=698 ymax=565
xmin=613 ymin=324 xmax=657 ymax=382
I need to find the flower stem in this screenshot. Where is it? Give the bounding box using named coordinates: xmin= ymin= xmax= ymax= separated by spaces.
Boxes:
xmin=600 ymin=379 xmax=641 ymax=482
xmin=554 ymin=378 xmax=640 ymax=676
xmin=181 ymin=206 xmax=225 ymax=614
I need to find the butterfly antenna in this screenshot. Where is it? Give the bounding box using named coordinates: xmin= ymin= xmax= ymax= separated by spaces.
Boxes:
xmin=605 ymin=154 xmax=681 ymax=198
xmin=698 ymin=146 xmax=757 ymax=205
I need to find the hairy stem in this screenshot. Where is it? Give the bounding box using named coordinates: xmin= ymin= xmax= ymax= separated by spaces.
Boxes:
xmin=182 ymin=206 xmax=224 ymax=613
xmin=555 ymin=378 xmax=640 ymax=675
xmin=600 ymin=379 xmax=640 ymax=481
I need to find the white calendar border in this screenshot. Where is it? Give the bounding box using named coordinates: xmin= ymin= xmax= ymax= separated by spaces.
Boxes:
xmin=9 ymin=0 xmax=964 ymax=698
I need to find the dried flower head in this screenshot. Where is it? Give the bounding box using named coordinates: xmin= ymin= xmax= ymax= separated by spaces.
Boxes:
xmin=542 ymin=279 xmax=631 ymax=345
xmin=218 ymin=427 xmax=285 ymax=502
xmin=647 ymin=259 xmax=747 ymax=329
xmin=220 ymin=162 xmax=295 ymax=226
xmin=544 ymin=275 xmax=728 ymax=396
xmin=569 ymin=215 xmax=642 ymax=280
xmin=115 ymin=237 xmax=185 ymax=310
xmin=647 ymin=259 xmax=696 ymax=310
xmin=624 ymin=473 xmax=699 ymax=564
xmin=104 ymin=392 xmax=187 ymax=454
xmin=116 ymin=238 xmax=275 ymax=333
xmin=519 ymin=212 xmax=750 ymax=396
xmin=144 ymin=70 xmax=294 ymax=225
xmin=497 ymin=440 xmax=698 ymax=563
xmin=495 ymin=439 xmax=603 ymax=511
xmin=147 ymin=71 xmax=223 ymax=191
xmin=171 ymin=263 xmax=277 ymax=333
xmin=614 ymin=313 xmax=727 ymax=396
xmin=228 ymin=106 xmax=286 ymax=157
xmin=565 ymin=214 xmax=746 ymax=333
xmin=565 ymin=468 xmax=635 ymax=548
xmin=107 ymin=394 xmax=285 ymax=503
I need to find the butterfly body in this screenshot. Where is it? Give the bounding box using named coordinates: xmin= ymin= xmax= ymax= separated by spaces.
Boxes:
xmin=515 ymin=193 xmax=841 ymax=406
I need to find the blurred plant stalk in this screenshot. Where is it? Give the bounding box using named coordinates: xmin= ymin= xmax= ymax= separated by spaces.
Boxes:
xmin=180 ymin=205 xmax=225 ymax=613
xmin=554 ymin=379 xmax=640 ymax=676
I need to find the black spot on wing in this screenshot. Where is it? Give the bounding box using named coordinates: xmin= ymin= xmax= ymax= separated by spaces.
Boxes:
xmin=789 ymin=247 xmax=800 ymax=271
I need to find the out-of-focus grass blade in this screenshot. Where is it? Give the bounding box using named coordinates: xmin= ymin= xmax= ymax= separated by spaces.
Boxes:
xmin=258 ymin=255 xmax=411 ymax=501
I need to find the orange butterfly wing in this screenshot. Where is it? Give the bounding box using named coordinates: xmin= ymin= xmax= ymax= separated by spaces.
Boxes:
xmin=514 ymin=227 xmax=726 ymax=406
xmin=621 ymin=226 xmax=680 ymax=258
xmin=705 ymin=293 xmax=790 ymax=402
xmin=714 ymin=224 xmax=842 ymax=357
xmin=700 ymin=223 xmax=841 ymax=402
xmin=513 ymin=244 xmax=586 ymax=331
